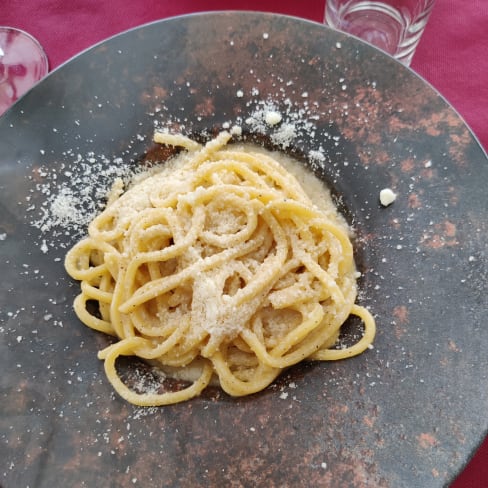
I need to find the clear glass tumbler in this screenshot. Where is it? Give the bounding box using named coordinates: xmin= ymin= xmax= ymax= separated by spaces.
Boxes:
xmin=324 ymin=0 xmax=435 ymax=65
xmin=0 ymin=27 xmax=49 ymax=116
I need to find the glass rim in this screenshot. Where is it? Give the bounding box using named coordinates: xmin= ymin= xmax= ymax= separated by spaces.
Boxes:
xmin=0 ymin=25 xmax=49 ymax=75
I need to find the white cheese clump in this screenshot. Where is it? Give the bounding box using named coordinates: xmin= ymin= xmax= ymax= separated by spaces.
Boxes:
xmin=379 ymin=188 xmax=397 ymax=207
xmin=264 ymin=110 xmax=282 ymax=126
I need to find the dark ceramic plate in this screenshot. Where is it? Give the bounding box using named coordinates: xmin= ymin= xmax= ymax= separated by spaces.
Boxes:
xmin=1 ymin=12 xmax=487 ymax=488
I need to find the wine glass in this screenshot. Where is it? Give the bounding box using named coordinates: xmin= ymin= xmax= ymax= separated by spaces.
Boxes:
xmin=0 ymin=26 xmax=49 ymax=116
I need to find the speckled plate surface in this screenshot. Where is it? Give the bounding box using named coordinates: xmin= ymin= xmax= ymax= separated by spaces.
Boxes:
xmin=1 ymin=12 xmax=487 ymax=488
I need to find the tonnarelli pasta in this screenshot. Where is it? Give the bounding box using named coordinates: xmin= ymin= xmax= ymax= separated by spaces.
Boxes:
xmin=64 ymin=131 xmax=375 ymax=406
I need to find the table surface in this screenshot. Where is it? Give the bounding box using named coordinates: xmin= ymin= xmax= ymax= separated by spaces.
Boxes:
xmin=2 ymin=1 xmax=487 ymax=486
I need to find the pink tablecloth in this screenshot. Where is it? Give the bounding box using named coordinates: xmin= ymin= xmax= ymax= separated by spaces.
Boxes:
xmin=3 ymin=1 xmax=487 ymax=485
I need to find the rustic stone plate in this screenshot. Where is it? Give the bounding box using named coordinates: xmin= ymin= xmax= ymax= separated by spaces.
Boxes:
xmin=0 ymin=12 xmax=487 ymax=488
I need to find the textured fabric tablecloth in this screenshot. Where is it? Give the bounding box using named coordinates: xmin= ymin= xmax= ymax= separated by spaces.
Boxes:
xmin=2 ymin=1 xmax=487 ymax=485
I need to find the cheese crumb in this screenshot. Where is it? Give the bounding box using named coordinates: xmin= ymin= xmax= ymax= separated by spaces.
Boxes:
xmin=230 ymin=125 xmax=242 ymax=136
xmin=379 ymin=188 xmax=397 ymax=206
xmin=264 ymin=110 xmax=282 ymax=126
xmin=40 ymin=240 xmax=49 ymax=254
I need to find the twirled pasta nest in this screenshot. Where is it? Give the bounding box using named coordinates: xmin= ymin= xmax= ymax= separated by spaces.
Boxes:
xmin=65 ymin=131 xmax=375 ymax=406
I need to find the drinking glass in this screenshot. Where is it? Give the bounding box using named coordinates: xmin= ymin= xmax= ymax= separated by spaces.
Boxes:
xmin=324 ymin=0 xmax=435 ymax=65
xmin=0 ymin=27 xmax=49 ymax=116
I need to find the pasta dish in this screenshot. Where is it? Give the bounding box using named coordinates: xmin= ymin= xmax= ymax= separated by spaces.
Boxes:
xmin=64 ymin=131 xmax=375 ymax=406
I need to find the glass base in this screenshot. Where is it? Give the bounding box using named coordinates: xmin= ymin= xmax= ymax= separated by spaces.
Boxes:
xmin=325 ymin=1 xmax=434 ymax=65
